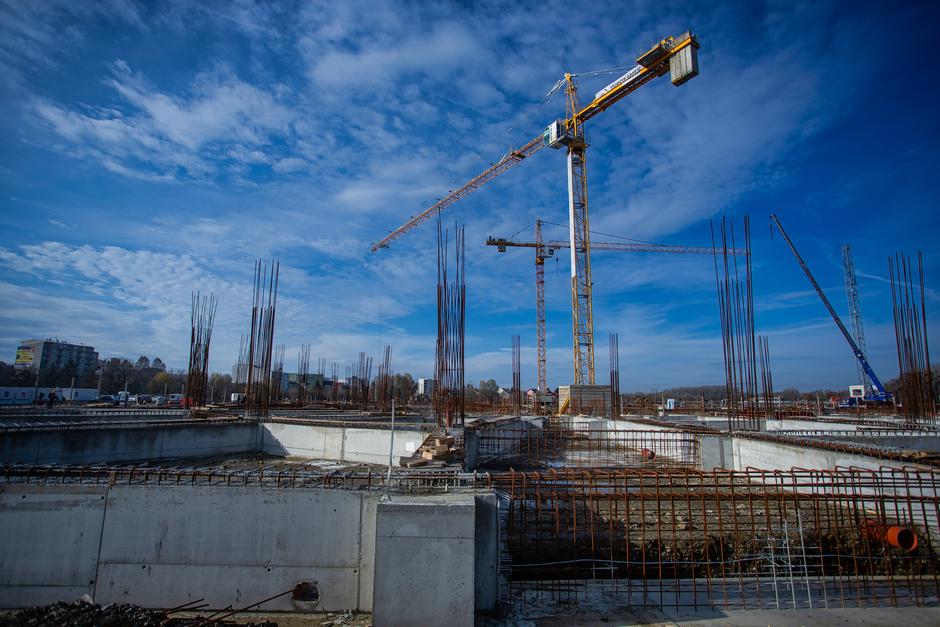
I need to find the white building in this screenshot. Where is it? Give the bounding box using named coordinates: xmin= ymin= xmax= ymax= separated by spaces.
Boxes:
xmin=417 ymin=378 xmax=436 ymax=397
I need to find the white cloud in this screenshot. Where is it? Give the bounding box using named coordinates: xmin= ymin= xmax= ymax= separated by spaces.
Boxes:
xmin=30 ymin=60 xmax=298 ymax=181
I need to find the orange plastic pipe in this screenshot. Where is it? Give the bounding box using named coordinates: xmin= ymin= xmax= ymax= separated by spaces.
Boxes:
xmin=863 ymin=518 xmax=918 ymax=552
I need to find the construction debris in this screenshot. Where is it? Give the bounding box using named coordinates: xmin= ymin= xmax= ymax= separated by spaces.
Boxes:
xmin=0 ymin=599 xmax=277 ymax=626
xmin=400 ymin=432 xmax=461 ymax=466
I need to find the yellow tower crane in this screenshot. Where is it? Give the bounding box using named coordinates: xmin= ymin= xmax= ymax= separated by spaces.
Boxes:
xmin=371 ymin=32 xmax=701 ymax=385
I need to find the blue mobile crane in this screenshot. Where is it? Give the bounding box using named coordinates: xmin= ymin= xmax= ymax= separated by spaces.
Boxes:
xmin=770 ymin=215 xmax=893 ymax=404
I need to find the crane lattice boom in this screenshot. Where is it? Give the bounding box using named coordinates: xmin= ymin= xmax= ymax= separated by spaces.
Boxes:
xmin=370 ymin=31 xmax=699 ymax=252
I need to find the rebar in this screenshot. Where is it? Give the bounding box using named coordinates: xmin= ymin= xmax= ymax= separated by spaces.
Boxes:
xmin=759 ymin=335 xmax=775 ymax=419
xmin=270 ymin=344 xmax=285 ymax=406
xmin=244 ymin=259 xmax=279 ymax=419
xmin=497 ymin=466 xmax=940 ymax=610
xmin=185 ymin=291 xmax=217 ymax=409
xmin=889 ymin=251 xmax=936 ymax=426
xmin=376 ymin=344 xmax=393 ymax=413
xmin=297 ymin=344 xmax=311 ymax=406
xmin=610 ymin=334 xmax=621 ymax=420
xmin=512 ymin=335 xmax=522 ymax=416
xmin=434 ymin=221 xmax=466 ymax=427
xmin=470 ymin=420 xmax=701 ymax=470
xmin=711 ymin=216 xmax=759 ymax=430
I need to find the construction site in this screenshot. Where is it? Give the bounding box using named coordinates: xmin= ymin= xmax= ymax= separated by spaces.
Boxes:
xmin=1 ymin=30 xmax=939 ymax=627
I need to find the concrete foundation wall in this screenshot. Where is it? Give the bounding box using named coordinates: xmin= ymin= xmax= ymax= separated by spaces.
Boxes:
xmin=95 ymin=485 xmax=374 ymax=612
xmin=0 ymin=486 xmax=107 ymax=607
xmin=373 ymin=496 xmax=476 ymax=627
xmin=767 ymin=419 xmax=865 ymax=431
xmin=0 ymin=421 xmax=430 ymax=468
xmin=260 ymin=422 xmax=425 ymax=465
xmin=0 ymin=483 xmax=496 ymax=620
xmin=0 ymin=423 xmax=258 ymax=466
xmin=0 ymin=484 xmax=375 ymax=612
xmin=730 ymin=436 xmax=918 ymax=474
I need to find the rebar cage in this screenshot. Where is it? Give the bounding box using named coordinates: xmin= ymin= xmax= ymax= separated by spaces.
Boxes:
xmin=495 ymin=466 xmax=940 ymax=610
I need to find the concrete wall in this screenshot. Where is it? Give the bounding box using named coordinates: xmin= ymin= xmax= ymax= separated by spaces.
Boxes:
xmin=0 ymin=423 xmax=258 ymax=466
xmin=730 ymin=436 xmax=921 ymax=474
xmin=0 ymin=485 xmax=107 ymax=606
xmin=0 ymin=484 xmax=375 ymax=612
xmin=94 ymin=485 xmax=374 ymax=612
xmin=373 ymin=496 xmax=477 ymax=627
xmin=260 ymin=422 xmax=426 ymax=465
xmin=0 ymin=421 xmax=429 ymax=467
xmin=767 ymin=419 xmax=866 ymax=431
xmin=0 ymin=483 xmax=495 ymax=622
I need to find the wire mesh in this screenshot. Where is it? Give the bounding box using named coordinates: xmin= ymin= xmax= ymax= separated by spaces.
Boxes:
xmin=496 ymin=466 xmax=940 ymax=610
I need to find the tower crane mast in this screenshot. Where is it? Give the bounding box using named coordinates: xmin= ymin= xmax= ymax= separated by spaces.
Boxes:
xmin=842 ymin=244 xmax=870 ymax=394
xmin=372 ymin=31 xmax=701 ymax=386
xmin=487 ymin=225 xmax=746 ymax=395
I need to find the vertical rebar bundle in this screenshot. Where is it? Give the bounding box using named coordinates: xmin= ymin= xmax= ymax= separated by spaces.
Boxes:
xmin=350 ymin=352 xmax=373 ymax=408
xmin=186 ymin=291 xmax=218 ymax=409
xmin=316 ymin=357 xmax=325 ymax=401
xmin=511 ymin=335 xmax=522 ymax=416
xmin=244 ymin=259 xmax=279 ymax=419
xmin=609 ymin=333 xmax=621 ymax=420
xmin=434 ymin=221 xmax=466 ymax=427
xmin=235 ymin=333 xmax=249 ymax=392
xmin=711 ymin=216 xmax=759 ymax=430
xmin=270 ymin=344 xmax=285 ymax=406
xmin=297 ymin=344 xmax=311 ymax=405
xmin=889 ymin=251 xmax=936 ymax=425
xmin=330 ymin=362 xmax=339 ymax=403
xmin=758 ymin=335 xmax=775 ymax=419
xmin=376 ymin=344 xmax=392 ymax=413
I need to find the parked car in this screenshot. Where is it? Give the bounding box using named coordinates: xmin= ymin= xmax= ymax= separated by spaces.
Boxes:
xmin=98 ymin=394 xmax=113 ymax=403
xmin=152 ymin=395 xmax=166 ymax=405
xmin=168 ymin=394 xmax=183 ymax=406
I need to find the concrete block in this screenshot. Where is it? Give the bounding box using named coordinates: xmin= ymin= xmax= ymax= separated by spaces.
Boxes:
xmin=700 ymin=435 xmax=733 ymax=470
xmin=373 ymin=497 xmax=476 ymax=627
xmin=474 ymin=494 xmax=498 ymax=612
xmin=357 ymin=493 xmax=378 ymax=611
xmin=0 ymin=486 xmax=107 ymax=607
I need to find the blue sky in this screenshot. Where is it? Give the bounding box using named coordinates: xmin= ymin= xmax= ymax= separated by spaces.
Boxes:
xmin=0 ymin=0 xmax=937 ymax=392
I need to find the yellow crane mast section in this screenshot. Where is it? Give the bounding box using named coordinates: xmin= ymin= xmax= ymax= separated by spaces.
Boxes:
xmin=370 ymin=32 xmax=700 ymax=252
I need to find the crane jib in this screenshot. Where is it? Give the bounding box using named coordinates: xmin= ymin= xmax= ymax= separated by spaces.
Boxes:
xmin=371 ymin=31 xmax=699 ymax=252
